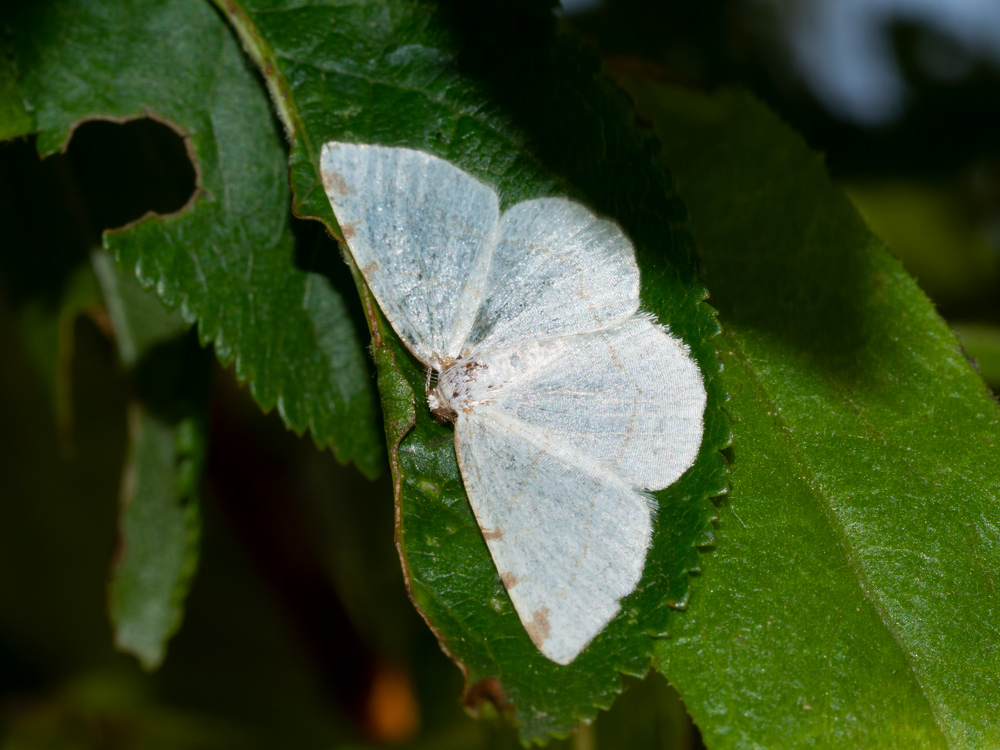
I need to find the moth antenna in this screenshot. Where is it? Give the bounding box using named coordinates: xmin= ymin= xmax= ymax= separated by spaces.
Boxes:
xmin=425 ymin=366 xmax=440 ymax=391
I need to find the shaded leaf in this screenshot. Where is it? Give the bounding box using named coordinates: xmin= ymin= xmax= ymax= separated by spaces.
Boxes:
xmin=0 ymin=108 xmax=210 ymax=672
xmin=110 ymin=398 xmax=205 ymax=670
xmin=620 ymin=80 xmax=1000 ymax=747
xmin=93 ymin=251 xmax=210 ymax=671
xmin=216 ymin=0 xmax=728 ymax=740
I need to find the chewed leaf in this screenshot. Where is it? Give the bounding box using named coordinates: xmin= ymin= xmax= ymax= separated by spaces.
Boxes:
xmin=2 ymin=0 xmax=383 ymax=477
xmin=217 ymin=0 xmax=728 ymax=741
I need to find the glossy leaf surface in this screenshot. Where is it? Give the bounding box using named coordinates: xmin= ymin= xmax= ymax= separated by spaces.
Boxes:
xmin=621 ymin=81 xmax=1000 ymax=748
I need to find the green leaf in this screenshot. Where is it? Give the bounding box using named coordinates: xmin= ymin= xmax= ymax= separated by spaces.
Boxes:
xmin=1 ymin=0 xmax=383 ymax=477
xmin=619 ymin=81 xmax=1000 ymax=747
xmin=92 ymin=251 xmax=210 ymax=671
xmin=91 ymin=251 xmax=190 ymax=371
xmin=110 ymin=398 xmax=205 ymax=671
xmin=215 ymin=1 xmax=728 ymax=740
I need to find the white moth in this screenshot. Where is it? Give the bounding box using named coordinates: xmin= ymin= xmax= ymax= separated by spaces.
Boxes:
xmin=320 ymin=142 xmax=706 ymax=665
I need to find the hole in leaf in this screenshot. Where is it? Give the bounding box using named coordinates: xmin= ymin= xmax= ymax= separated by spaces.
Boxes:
xmin=0 ymin=117 xmax=197 ymax=310
xmin=64 ymin=117 xmax=198 ymax=232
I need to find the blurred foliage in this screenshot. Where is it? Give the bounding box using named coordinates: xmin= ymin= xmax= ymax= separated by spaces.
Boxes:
xmin=96 ymin=251 xmax=211 ymax=672
xmin=844 ymin=180 xmax=1000 ymax=310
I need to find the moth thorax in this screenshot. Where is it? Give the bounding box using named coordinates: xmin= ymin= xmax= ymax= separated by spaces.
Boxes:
xmin=427 ymin=357 xmax=486 ymax=423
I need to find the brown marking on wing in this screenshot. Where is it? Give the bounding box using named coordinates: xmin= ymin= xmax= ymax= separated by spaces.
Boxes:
xmin=481 ymin=526 xmax=503 ymax=541
xmin=323 ymin=169 xmax=351 ymax=197
xmin=361 ymin=260 xmax=379 ymax=276
xmin=500 ymin=572 xmax=519 ymax=589
xmin=524 ymin=607 xmax=551 ymax=647
xmin=341 ymin=222 xmax=356 ymax=242
xmin=607 ymin=339 xmax=622 ymax=369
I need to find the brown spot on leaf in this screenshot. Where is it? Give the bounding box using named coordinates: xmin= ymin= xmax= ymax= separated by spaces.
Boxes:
xmin=462 ymin=676 xmax=512 ymax=718
xmin=524 ymin=607 xmax=551 ymax=647
xmin=500 ymin=572 xmax=519 ymax=589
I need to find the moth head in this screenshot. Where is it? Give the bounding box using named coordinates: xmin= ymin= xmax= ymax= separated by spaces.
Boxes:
xmin=427 ymin=385 xmax=458 ymax=423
